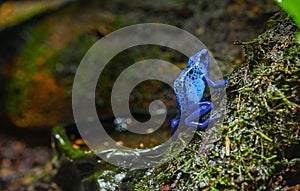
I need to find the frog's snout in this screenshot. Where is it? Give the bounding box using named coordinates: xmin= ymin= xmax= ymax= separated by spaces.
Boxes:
xmin=201 ymin=49 xmax=208 ymax=55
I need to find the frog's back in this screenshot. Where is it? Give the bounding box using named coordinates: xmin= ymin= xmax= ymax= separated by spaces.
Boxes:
xmin=174 ymin=66 xmax=205 ymax=112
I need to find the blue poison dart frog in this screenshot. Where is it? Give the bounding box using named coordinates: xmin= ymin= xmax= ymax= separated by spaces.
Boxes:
xmin=171 ymin=49 xmax=228 ymax=137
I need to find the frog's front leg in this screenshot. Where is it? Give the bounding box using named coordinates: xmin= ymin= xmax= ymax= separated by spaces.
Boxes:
xmin=184 ymin=101 xmax=213 ymax=130
xmin=202 ymin=75 xmax=228 ymax=88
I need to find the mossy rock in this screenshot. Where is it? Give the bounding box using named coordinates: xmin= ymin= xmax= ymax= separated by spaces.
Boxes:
xmin=133 ymin=12 xmax=300 ymax=190
xmin=52 ymin=124 xmax=149 ymax=191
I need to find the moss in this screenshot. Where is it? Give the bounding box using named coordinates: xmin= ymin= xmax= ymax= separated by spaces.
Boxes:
xmin=5 ymin=23 xmax=55 ymax=127
xmin=134 ymin=12 xmax=300 ymax=190
xmin=52 ymin=125 xmax=92 ymax=159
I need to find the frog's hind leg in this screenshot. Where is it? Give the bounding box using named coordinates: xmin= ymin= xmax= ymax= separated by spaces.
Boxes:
xmin=184 ymin=101 xmax=213 ymax=130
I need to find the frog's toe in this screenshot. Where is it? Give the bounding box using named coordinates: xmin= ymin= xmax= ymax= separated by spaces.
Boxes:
xmin=211 ymin=109 xmax=225 ymax=120
xmin=224 ymin=79 xmax=229 ymax=85
xmin=171 ymin=118 xmax=179 ymax=129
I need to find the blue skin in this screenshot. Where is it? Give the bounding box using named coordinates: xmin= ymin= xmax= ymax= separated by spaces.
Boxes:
xmin=171 ymin=49 xmax=228 ymax=136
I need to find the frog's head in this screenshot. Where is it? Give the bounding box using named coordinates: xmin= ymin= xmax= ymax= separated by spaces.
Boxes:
xmin=187 ymin=49 xmax=209 ymax=75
